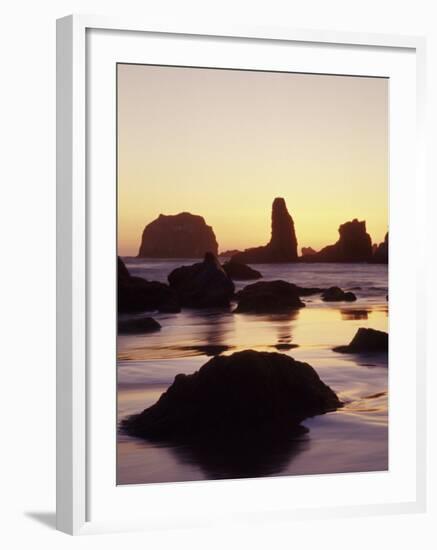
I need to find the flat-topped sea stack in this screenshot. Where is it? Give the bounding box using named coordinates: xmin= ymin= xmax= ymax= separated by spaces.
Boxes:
xmin=138 ymin=212 xmax=218 ymax=258
xmin=301 ymin=219 xmax=373 ymax=262
xmin=232 ymin=198 xmax=298 ymax=263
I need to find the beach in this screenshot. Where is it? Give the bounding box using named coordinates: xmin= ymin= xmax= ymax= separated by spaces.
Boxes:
xmin=117 ymin=258 xmax=388 ymax=485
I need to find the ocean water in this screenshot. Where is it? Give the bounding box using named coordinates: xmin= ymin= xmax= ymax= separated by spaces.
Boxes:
xmin=117 ymin=258 xmax=388 ymax=485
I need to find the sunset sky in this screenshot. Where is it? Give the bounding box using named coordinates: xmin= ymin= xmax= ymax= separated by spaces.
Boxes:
xmin=117 ymin=64 xmax=388 ymax=257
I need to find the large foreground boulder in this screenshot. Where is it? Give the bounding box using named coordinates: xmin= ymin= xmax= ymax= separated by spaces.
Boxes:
xmin=222 ymin=260 xmax=262 ymax=280
xmin=302 ymin=219 xmax=373 ymax=262
xmin=168 ymin=252 xmax=235 ymax=308
xmin=333 ymin=328 xmax=388 ymax=353
xmin=138 ymin=212 xmax=218 ymax=258
xmin=234 ymin=280 xmax=305 ymax=313
xmin=118 ymin=257 xmax=180 ymax=313
xmin=321 ymin=286 xmax=357 ymax=302
xmin=232 ymin=198 xmax=298 ymax=263
xmin=122 ymin=350 xmax=342 ymax=441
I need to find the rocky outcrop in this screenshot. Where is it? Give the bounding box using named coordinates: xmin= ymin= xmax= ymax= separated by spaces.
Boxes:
xmin=118 ymin=316 xmax=161 ymax=334
xmin=118 ymin=257 xmax=180 ymax=313
xmin=234 ymin=280 xmax=305 ymax=313
xmin=301 ymin=246 xmax=317 ymax=257
xmin=232 ymin=198 xmax=298 ymax=263
xmin=219 ymin=249 xmax=242 ymax=258
xmin=222 ymin=260 xmax=262 ymax=280
xmin=122 ymin=350 xmax=342 ymax=441
xmin=321 ymin=286 xmax=357 ymax=302
xmin=301 ymin=219 xmax=373 ymax=262
xmin=372 ymin=233 xmax=388 ymax=264
xmin=333 ymin=328 xmax=388 ymax=353
xmin=138 ymin=212 xmax=218 ymax=258
xmin=168 ymin=252 xmax=235 ymax=308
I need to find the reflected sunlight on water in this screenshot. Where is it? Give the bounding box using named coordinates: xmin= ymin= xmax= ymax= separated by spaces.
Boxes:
xmin=117 ymin=260 xmax=388 ymax=484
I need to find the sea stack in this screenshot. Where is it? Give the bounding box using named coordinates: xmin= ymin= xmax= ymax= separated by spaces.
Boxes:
xmin=301 ymin=219 xmax=373 ymax=262
xmin=372 ymin=233 xmax=388 ymax=264
xmin=138 ymin=212 xmax=218 ymax=258
xmin=232 ymin=198 xmax=298 ymax=263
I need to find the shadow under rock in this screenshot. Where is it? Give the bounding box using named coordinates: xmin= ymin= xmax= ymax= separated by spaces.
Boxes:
xmin=168 ymin=428 xmax=310 ymax=481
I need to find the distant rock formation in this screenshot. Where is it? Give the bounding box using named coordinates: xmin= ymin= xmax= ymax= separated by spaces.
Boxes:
xmin=219 ymin=249 xmax=242 ymax=258
xmin=321 ymin=286 xmax=357 ymax=302
xmin=122 ymin=350 xmax=342 ymax=441
xmin=301 ymin=246 xmax=316 ymax=257
xmin=118 ymin=257 xmax=180 ymax=313
xmin=222 ymin=260 xmax=262 ymax=280
xmin=138 ymin=212 xmax=218 ymax=258
xmin=372 ymin=233 xmax=388 ymax=264
xmin=301 ymin=219 xmax=373 ymax=262
xmin=168 ymin=252 xmax=235 ymax=308
xmin=232 ymin=198 xmax=298 ymax=263
xmin=333 ymin=328 xmax=388 ymax=353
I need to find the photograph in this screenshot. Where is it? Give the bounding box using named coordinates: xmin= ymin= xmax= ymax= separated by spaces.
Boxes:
xmin=116 ymin=63 xmax=389 ymax=485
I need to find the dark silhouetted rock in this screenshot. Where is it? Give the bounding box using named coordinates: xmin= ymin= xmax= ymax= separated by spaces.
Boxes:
xmin=321 ymin=286 xmax=357 ymax=302
xmin=178 ymin=344 xmax=233 ymax=356
xmin=234 ymin=280 xmax=305 ymax=313
xmin=118 ymin=316 xmax=161 ymax=334
xmin=219 ymin=249 xmax=242 ymax=258
xmin=138 ymin=212 xmax=218 ymax=258
xmin=168 ymin=252 xmax=235 ymax=308
xmin=301 ymin=219 xmax=373 ymax=262
xmin=232 ymin=198 xmax=298 ymax=263
xmin=301 ymin=246 xmax=317 ymax=257
xmin=372 ymin=233 xmax=388 ymax=264
xmin=118 ymin=257 xmax=180 ymax=313
xmin=122 ymin=350 xmax=342 ymax=441
xmin=340 ymin=309 xmax=369 ymax=320
xmin=273 ymin=343 xmax=299 ymax=351
xmin=222 ymin=260 xmax=262 ymax=280
xmin=333 ymin=328 xmax=388 ymax=353
xmin=118 ymin=256 xmax=131 ymax=282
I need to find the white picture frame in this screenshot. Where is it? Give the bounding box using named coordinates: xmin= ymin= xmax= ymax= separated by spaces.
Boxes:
xmin=56 ymin=14 xmax=427 ymax=535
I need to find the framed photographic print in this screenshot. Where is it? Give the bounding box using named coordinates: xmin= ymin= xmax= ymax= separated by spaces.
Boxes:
xmin=56 ymin=15 xmax=427 ymax=535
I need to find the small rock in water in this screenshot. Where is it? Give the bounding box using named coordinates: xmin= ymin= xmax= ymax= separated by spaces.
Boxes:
xmin=234 ymin=280 xmax=305 ymax=313
xmin=222 ymin=260 xmax=262 ymax=280
xmin=333 ymin=327 xmax=388 ymax=353
xmin=273 ymin=343 xmax=299 ymax=351
xmin=118 ymin=316 xmax=161 ymax=334
xmin=321 ymin=286 xmax=357 ymax=302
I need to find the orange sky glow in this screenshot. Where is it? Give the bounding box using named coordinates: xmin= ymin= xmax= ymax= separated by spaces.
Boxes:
xmin=117 ymin=64 xmax=388 ymax=256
